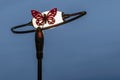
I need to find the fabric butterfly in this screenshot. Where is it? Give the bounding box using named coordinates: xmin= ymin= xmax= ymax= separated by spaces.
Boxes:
xmin=31 ymin=8 xmax=57 ymax=26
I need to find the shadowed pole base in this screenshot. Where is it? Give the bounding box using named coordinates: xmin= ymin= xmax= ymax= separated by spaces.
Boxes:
xmin=38 ymin=59 xmax=42 ymax=80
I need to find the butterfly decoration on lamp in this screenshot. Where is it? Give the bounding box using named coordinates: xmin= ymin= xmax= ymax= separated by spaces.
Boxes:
xmin=31 ymin=8 xmax=64 ymax=29
xmin=31 ymin=8 xmax=57 ymax=26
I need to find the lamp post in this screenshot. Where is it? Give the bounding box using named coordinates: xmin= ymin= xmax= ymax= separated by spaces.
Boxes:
xmin=35 ymin=27 xmax=44 ymax=80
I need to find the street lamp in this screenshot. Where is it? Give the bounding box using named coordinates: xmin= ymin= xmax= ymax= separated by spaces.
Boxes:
xmin=11 ymin=8 xmax=87 ymax=80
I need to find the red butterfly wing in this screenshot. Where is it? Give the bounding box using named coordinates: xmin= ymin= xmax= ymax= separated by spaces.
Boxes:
xmin=46 ymin=8 xmax=57 ymax=24
xmin=31 ymin=10 xmax=44 ymax=26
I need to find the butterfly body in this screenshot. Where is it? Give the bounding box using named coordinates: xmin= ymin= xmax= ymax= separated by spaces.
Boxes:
xmin=31 ymin=8 xmax=57 ymax=27
xmin=43 ymin=14 xmax=47 ymax=24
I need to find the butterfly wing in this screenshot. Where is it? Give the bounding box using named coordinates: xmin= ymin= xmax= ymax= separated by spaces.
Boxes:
xmin=31 ymin=10 xmax=44 ymax=26
xmin=46 ymin=8 xmax=57 ymax=24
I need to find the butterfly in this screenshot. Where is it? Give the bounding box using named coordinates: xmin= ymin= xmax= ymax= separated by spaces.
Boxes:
xmin=31 ymin=8 xmax=57 ymax=26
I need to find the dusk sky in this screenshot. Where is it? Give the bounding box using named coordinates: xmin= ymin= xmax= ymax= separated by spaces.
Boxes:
xmin=0 ymin=0 xmax=120 ymax=80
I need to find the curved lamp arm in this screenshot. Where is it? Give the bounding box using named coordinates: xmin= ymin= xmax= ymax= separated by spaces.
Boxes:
xmin=11 ymin=11 xmax=87 ymax=34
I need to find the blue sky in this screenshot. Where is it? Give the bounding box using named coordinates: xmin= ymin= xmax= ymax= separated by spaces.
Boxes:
xmin=0 ymin=0 xmax=120 ymax=80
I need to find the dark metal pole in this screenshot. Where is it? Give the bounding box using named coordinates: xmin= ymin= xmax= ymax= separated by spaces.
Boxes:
xmin=38 ymin=59 xmax=42 ymax=80
xmin=35 ymin=27 xmax=44 ymax=80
